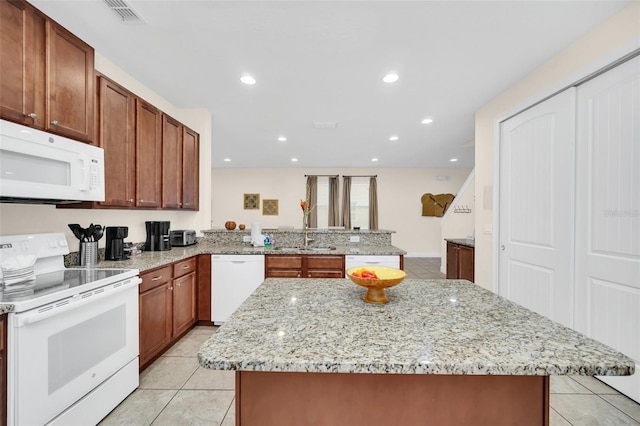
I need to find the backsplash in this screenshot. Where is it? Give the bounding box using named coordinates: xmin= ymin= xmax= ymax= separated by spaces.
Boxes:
xmin=201 ymin=228 xmax=395 ymax=247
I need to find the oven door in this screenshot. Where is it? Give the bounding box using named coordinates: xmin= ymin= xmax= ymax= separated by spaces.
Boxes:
xmin=8 ymin=279 xmax=139 ymax=426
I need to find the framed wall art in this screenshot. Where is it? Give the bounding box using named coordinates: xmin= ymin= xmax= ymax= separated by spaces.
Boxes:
xmin=262 ymin=199 xmax=279 ymax=215
xmin=244 ymin=193 xmax=260 ymax=210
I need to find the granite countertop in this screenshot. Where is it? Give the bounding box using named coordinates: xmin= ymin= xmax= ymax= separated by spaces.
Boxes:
xmin=198 ymin=278 xmax=635 ymax=376
xmin=87 ymin=242 xmax=406 ymax=273
xmin=445 ymin=238 xmax=475 ymax=248
xmin=0 ymin=305 xmax=14 ymax=315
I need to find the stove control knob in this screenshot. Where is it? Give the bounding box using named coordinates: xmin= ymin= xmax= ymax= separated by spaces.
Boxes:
xmin=58 ymin=239 xmax=67 ymax=247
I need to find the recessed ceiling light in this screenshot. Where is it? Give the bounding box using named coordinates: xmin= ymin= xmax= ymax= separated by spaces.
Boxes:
xmin=383 ymin=73 xmax=399 ymax=83
xmin=450 ymin=158 xmax=458 ymax=162
xmin=371 ymin=158 xmax=379 ymax=162
xmin=277 ymin=136 xmax=287 ymax=142
xmin=291 ymin=158 xmax=298 ymax=162
xmin=223 ymin=158 xmax=231 ymax=162
xmin=421 ymin=118 xmax=433 ymax=124
xmin=240 ymin=74 xmax=256 ymax=85
xmin=389 ymin=135 xmax=399 ymax=141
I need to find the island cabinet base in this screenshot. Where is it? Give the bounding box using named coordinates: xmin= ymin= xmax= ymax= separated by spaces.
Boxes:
xmin=236 ymin=371 xmax=549 ymax=426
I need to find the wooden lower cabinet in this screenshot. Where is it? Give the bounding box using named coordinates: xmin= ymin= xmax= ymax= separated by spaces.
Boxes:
xmin=139 ymin=257 xmax=198 ymax=370
xmin=265 ymin=255 xmax=345 ymax=278
xmin=446 ymin=241 xmax=475 ymax=282
xmin=172 ymin=272 xmax=196 ymax=337
xmin=1 ymin=314 xmax=6 ymax=426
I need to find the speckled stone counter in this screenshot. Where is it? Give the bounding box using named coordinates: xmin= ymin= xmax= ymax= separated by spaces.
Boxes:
xmin=199 ymin=278 xmax=633 ymax=376
xmin=445 ymin=238 xmax=475 ymax=248
xmin=79 ymin=241 xmax=405 ymax=273
xmin=0 ymin=304 xmax=14 ymax=315
xmin=199 ymin=278 xmax=634 ymax=425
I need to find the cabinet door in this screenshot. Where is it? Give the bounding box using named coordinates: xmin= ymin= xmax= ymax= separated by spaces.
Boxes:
xmin=182 ymin=127 xmax=199 ymax=210
xmin=0 ymin=0 xmax=44 ymax=128
xmin=457 ymin=246 xmax=474 ymax=283
xmin=46 ymin=19 xmax=94 ymax=142
xmin=98 ymin=76 xmax=136 ymax=207
xmin=172 ymin=272 xmax=196 ymax=337
xmin=161 ymin=115 xmax=182 ymax=209
xmin=265 ymin=255 xmax=303 ymax=278
xmin=0 ymin=314 xmax=6 ymax=426
xmin=446 ymin=243 xmax=459 ymax=279
xmin=139 ymin=282 xmax=172 ymax=368
xmin=306 ymin=255 xmax=344 ymax=278
xmin=135 ymin=99 xmax=162 ymax=208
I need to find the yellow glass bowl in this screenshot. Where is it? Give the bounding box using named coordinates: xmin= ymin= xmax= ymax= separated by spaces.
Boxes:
xmin=346 ymin=266 xmax=407 ymax=304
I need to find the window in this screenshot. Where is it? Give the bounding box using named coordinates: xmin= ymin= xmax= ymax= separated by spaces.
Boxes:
xmin=316 ymin=177 xmax=329 ymax=229
xmin=349 ymin=177 xmax=370 ymax=230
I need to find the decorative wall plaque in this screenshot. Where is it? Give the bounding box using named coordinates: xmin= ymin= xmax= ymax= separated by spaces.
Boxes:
xmin=262 ymin=199 xmax=279 ymax=215
xmin=244 ymin=193 xmax=260 ymax=210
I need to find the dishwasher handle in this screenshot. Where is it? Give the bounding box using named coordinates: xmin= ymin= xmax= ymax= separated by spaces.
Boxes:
xmin=15 ymin=277 xmax=141 ymax=328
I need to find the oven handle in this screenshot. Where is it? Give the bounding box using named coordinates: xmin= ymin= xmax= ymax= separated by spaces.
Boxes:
xmin=15 ymin=277 xmax=141 ymax=328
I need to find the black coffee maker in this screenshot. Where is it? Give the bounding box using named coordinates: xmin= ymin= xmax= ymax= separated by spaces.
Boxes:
xmin=105 ymin=226 xmax=129 ymax=260
xmin=144 ymin=221 xmax=171 ymax=251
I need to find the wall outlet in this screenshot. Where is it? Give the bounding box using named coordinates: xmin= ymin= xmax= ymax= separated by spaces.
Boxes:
xmin=483 ymin=224 xmax=493 ymax=234
xmin=242 ymin=236 xmax=251 ymax=242
xmin=350 ymin=235 xmax=360 ymax=243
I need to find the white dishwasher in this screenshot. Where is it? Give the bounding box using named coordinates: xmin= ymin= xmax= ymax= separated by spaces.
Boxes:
xmin=211 ymin=254 xmax=265 ymax=324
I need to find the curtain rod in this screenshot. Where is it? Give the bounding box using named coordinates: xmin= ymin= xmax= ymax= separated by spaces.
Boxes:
xmin=342 ymin=175 xmax=378 ymax=178
xmin=304 ymin=174 xmax=339 ymax=177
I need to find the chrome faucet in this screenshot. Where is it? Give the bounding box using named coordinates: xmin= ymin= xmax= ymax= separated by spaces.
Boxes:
xmin=304 ymin=230 xmax=314 ymax=248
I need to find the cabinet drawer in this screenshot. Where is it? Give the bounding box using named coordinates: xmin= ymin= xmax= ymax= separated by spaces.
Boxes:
xmin=267 ymin=270 xmax=302 ymax=278
xmin=140 ymin=265 xmax=173 ymax=293
xmin=173 ymin=257 xmax=197 ymax=278
xmin=307 ymin=271 xmax=343 ymax=278
xmin=306 ymin=255 xmax=344 ymax=270
xmin=266 ymin=255 xmax=303 ymax=269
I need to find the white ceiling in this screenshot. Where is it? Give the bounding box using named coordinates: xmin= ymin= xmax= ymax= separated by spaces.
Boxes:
xmin=31 ymin=0 xmax=631 ymax=169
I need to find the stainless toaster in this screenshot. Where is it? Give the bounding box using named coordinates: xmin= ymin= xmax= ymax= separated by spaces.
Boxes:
xmin=170 ymin=230 xmax=197 ymax=247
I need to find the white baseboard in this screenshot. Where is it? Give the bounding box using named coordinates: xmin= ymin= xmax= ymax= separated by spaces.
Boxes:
xmin=405 ymin=252 xmax=441 ymax=258
xmin=440 ymin=265 xmax=446 ymax=274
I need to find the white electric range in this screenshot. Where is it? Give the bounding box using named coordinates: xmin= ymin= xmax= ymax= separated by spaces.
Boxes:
xmin=0 ymin=233 xmax=141 ymax=426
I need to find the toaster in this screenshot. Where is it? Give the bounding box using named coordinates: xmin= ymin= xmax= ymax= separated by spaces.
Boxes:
xmin=170 ymin=230 xmax=197 ymax=247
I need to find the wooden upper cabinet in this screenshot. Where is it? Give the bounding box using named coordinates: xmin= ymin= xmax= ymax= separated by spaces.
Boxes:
xmin=162 ymin=115 xmax=183 ymax=209
xmin=136 ymin=99 xmax=162 ymax=208
xmin=182 ymin=127 xmax=199 ymax=210
xmin=46 ymin=20 xmax=94 ymax=142
xmin=0 ymin=0 xmax=94 ymax=141
xmin=98 ymin=76 xmax=136 ymax=207
xmin=0 ymin=0 xmax=45 ymax=128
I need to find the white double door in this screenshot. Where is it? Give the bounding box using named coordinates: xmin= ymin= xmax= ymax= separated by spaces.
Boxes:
xmin=499 ymin=55 xmax=640 ymax=401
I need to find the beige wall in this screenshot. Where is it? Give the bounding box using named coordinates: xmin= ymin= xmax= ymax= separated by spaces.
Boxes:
xmin=0 ymin=53 xmax=213 ymax=246
xmin=474 ymin=2 xmax=640 ymax=290
xmin=211 ymin=167 xmax=471 ymax=256
xmin=440 ymin=170 xmax=475 ymax=273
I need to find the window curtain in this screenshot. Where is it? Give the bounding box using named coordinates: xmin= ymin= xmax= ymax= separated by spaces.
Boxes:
xmin=341 ymin=176 xmax=351 ymax=229
xmin=328 ymin=176 xmax=340 ymax=226
xmin=306 ymin=175 xmax=318 ymax=228
xmin=369 ymin=176 xmax=379 ymax=230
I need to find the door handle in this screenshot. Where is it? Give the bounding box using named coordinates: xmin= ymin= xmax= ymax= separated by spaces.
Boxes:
xmin=501 ymin=245 xmax=505 ymax=251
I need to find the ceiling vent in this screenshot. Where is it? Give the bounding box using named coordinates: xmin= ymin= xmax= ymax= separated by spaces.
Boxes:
xmin=103 ymin=0 xmax=146 ymax=24
xmin=313 ymin=121 xmax=338 ymax=129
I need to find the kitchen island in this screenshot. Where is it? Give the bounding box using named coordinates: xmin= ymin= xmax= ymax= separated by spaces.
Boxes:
xmin=198 ymin=278 xmax=635 ymax=426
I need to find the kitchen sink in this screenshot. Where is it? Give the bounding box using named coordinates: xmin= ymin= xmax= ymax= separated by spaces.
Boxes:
xmin=304 ymin=246 xmax=336 ymax=251
xmin=270 ymin=246 xmax=336 ymax=251
xmin=271 ymin=247 xmax=302 ymax=251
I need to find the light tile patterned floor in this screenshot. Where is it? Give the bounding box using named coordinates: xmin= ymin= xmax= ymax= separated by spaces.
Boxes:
xmin=100 ymin=258 xmax=640 ymax=425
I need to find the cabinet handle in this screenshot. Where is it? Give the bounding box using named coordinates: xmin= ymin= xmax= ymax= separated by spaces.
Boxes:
xmin=176 ymin=282 xmax=181 ymax=287
xmin=139 ymin=199 xmax=144 ymax=203
xmin=151 ymin=276 xmax=163 ymax=281
xmin=297 ymin=273 xmax=301 ymax=278
xmin=128 ymin=199 xmax=134 ymax=203
xmin=182 ymin=265 xmax=189 ymax=269
xmin=169 ymin=287 xmax=173 ymax=291
xmin=28 ymin=113 xmax=37 ymax=119
xmin=308 ymin=273 xmax=311 ymax=278
xmin=50 ymin=120 xmax=59 ymax=126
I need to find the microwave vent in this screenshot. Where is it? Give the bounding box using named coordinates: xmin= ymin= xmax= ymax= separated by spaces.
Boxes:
xmin=103 ymin=0 xmax=146 ymax=24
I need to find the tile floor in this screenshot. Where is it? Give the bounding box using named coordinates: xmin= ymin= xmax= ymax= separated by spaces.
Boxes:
xmin=100 ymin=258 xmax=640 ymax=426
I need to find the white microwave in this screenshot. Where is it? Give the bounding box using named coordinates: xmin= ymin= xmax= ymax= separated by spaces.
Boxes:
xmin=0 ymin=119 xmax=105 ymax=204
